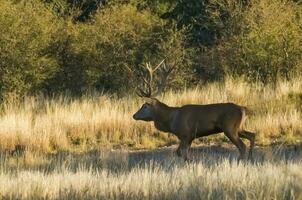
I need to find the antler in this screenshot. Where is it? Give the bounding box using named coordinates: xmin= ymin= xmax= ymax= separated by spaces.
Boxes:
xmin=136 ymin=59 xmax=175 ymax=97
xmin=156 ymin=61 xmax=176 ymax=95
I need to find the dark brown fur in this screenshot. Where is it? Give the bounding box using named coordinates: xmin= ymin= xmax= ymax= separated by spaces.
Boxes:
xmin=133 ymin=98 xmax=256 ymax=161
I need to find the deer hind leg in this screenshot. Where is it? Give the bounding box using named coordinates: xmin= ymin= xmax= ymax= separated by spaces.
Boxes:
xmin=239 ymin=130 xmax=255 ymax=160
xmin=224 ymin=131 xmax=247 ymax=162
xmin=176 ymin=139 xmax=192 ymax=161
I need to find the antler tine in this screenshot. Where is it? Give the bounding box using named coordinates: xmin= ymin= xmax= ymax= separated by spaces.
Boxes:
xmin=145 ymin=62 xmax=152 ymax=72
xmin=136 ymin=88 xmax=148 ymax=97
xmin=153 ymin=60 xmax=176 ymax=96
xmin=136 ymin=89 xmax=143 ymax=97
xmin=136 ymin=78 xmax=152 ymax=97
xmin=136 ymin=59 xmax=171 ymax=98
xmin=136 ymin=62 xmax=154 ymax=98
xmin=161 ymin=60 xmax=176 ymax=74
xmin=142 ymin=77 xmax=149 ymax=85
xmin=146 ymin=81 xmax=152 ymax=97
xmin=153 ymin=59 xmax=165 ymax=72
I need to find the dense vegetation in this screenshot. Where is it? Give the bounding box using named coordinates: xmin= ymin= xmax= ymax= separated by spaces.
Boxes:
xmin=0 ymin=0 xmax=301 ymax=100
xmin=0 ymin=2 xmax=301 ymax=198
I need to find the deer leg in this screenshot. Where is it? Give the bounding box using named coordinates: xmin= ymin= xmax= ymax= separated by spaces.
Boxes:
xmin=239 ymin=130 xmax=255 ymax=160
xmin=224 ymin=131 xmax=247 ymax=162
xmin=176 ymin=139 xmax=192 ymax=161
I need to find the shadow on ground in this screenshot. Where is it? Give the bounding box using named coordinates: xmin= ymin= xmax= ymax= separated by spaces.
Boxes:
xmin=1 ymin=144 xmax=302 ymax=173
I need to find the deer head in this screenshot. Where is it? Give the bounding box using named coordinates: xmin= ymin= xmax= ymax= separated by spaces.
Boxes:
xmin=133 ymin=59 xmax=175 ymax=121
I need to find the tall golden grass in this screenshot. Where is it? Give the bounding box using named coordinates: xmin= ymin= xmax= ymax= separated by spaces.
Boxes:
xmin=0 ymin=147 xmax=301 ymax=199
xmin=0 ymin=78 xmax=301 ymax=153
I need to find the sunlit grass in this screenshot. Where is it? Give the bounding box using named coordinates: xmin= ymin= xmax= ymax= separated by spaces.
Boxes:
xmin=0 ymin=146 xmax=301 ymax=199
xmin=0 ymin=78 xmax=301 ymax=153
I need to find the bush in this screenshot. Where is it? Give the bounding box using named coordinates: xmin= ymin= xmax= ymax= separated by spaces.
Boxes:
xmin=0 ymin=0 xmax=62 ymax=100
xmin=201 ymin=0 xmax=302 ymax=84
xmin=1 ymin=0 xmax=299 ymax=98
xmin=0 ymin=1 xmax=191 ymax=97
xmin=68 ymin=4 xmax=192 ymax=93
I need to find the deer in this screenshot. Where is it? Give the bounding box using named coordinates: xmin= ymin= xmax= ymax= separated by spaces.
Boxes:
xmin=132 ymin=60 xmax=256 ymax=162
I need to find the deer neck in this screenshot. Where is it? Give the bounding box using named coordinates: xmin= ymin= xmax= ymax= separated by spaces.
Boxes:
xmin=153 ymin=102 xmax=176 ymax=133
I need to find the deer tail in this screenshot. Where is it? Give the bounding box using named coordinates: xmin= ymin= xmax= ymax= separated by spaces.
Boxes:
xmin=239 ymin=106 xmax=248 ymax=131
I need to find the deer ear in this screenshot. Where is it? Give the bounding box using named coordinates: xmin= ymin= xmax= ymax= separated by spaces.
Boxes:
xmin=143 ymin=97 xmax=157 ymax=105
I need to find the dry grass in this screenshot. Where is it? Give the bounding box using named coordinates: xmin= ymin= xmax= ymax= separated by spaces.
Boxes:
xmin=0 ymin=145 xmax=301 ymax=199
xmin=0 ymin=78 xmax=302 ymax=199
xmin=0 ymin=78 xmax=301 ymax=153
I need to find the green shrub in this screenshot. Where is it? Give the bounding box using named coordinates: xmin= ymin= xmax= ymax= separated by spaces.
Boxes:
xmin=69 ymin=4 xmax=192 ymax=93
xmin=0 ymin=1 xmax=191 ymax=97
xmin=201 ymin=0 xmax=302 ymax=84
xmin=2 ymin=0 xmax=299 ymax=98
xmin=0 ymin=0 xmax=62 ymax=100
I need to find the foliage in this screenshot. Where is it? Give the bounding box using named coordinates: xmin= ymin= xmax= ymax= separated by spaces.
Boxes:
xmin=0 ymin=1 xmax=62 ymax=100
xmin=200 ymin=0 xmax=302 ymax=83
xmin=0 ymin=0 xmax=302 ymax=98
xmin=161 ymin=0 xmax=248 ymax=46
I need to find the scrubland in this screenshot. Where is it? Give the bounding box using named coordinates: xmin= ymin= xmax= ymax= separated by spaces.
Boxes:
xmin=0 ymin=78 xmax=301 ymax=199
xmin=0 ymin=78 xmax=301 ymax=153
xmin=1 ymin=0 xmax=302 ymax=199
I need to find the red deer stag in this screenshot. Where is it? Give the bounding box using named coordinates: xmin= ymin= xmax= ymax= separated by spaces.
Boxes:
xmin=133 ymin=60 xmax=256 ymax=161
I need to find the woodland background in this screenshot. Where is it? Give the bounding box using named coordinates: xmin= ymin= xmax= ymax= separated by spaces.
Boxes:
xmin=1 ymin=0 xmax=302 ymax=100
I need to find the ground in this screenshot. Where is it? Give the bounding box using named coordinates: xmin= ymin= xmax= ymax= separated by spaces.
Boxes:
xmin=0 ymin=144 xmax=301 ymax=199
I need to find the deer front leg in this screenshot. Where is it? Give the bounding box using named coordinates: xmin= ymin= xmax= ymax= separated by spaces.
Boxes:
xmin=176 ymin=139 xmax=192 ymax=161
